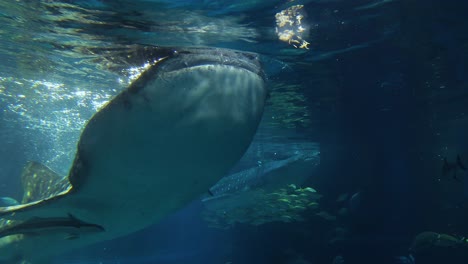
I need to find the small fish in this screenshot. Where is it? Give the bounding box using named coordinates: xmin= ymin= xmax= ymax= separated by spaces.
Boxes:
xmin=292 ymin=205 xmax=306 ymax=210
xmin=302 ymin=187 xmax=317 ymax=193
xmin=442 ymin=155 xmax=467 ymax=180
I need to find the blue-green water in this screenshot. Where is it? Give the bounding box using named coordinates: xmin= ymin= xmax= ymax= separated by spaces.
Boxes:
xmin=0 ymin=0 xmax=467 ymax=263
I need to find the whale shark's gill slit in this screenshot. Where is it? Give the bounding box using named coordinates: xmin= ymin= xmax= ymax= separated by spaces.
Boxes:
xmin=0 ymin=214 xmax=104 ymax=239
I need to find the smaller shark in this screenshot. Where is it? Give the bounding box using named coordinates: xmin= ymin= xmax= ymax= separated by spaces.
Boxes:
xmin=0 ymin=214 xmax=104 ymax=240
xmin=442 ymin=155 xmax=467 ymax=180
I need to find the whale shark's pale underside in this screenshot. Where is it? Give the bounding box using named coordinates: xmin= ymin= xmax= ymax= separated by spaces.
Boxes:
xmin=0 ymin=46 xmax=268 ymax=263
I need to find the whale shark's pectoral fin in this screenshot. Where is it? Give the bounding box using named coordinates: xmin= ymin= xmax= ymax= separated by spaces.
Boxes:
xmin=0 ymin=162 xmax=73 ymax=220
xmin=0 ymin=189 xmax=72 ymax=221
xmin=20 ymin=161 xmax=72 ymax=204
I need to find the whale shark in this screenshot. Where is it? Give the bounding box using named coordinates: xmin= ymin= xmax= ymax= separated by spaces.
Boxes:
xmin=207 ymin=149 xmax=319 ymax=197
xmin=0 ymin=46 xmax=268 ymax=263
xmin=202 ymin=147 xmax=320 ymax=227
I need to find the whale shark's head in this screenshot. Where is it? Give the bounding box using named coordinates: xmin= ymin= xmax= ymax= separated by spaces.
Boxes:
xmin=79 ymin=47 xmax=269 ymax=161
xmin=116 ymin=47 xmax=267 ymax=116
xmin=79 ymin=45 xmax=268 ymax=160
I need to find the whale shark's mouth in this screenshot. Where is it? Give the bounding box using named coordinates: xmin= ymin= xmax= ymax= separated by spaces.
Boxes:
xmin=159 ymin=47 xmax=265 ymax=78
xmin=91 ymin=45 xmax=267 ymax=88
xmin=124 ymin=46 xmax=266 ymax=96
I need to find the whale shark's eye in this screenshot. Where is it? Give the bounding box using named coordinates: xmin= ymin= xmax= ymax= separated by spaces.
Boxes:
xmin=241 ymin=53 xmax=256 ymax=61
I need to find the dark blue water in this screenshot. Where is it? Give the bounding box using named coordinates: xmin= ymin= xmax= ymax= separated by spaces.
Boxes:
xmin=0 ymin=0 xmax=467 ymax=263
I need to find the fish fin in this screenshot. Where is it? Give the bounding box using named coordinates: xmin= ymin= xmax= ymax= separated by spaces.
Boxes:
xmin=66 ymin=213 xmax=89 ymax=227
xmin=207 ymin=189 xmax=214 ymax=196
xmin=20 ymin=161 xmax=71 ymax=204
xmin=457 ymin=155 xmax=466 ymax=171
xmin=67 ymin=213 xmax=77 ymax=221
